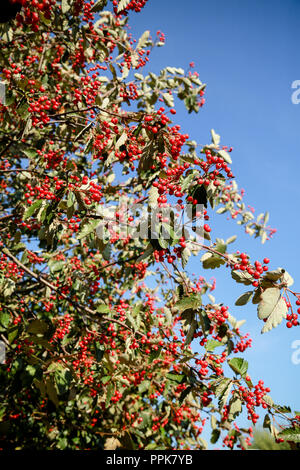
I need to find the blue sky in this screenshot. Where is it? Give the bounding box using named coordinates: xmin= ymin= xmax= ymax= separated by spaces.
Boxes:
xmin=127 ymin=0 xmax=300 ymax=440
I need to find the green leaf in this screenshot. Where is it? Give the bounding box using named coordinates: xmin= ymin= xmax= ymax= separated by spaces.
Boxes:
xmin=263 ymin=394 xmax=274 ymax=407
xmin=263 ymin=268 xmax=285 ymax=282
xmin=149 ymin=347 xmax=162 ymax=363
xmin=205 ymin=339 xmax=222 ymax=352
xmin=45 ymin=379 xmax=59 ymax=407
xmin=164 ymin=307 xmax=172 ymax=326
xmin=184 ymin=319 xmax=197 ymax=346
xmin=278 ymin=427 xmax=300 ymax=443
xmin=228 ymin=396 xmax=242 ymax=421
xmin=136 ymin=244 xmax=153 ymax=262
xmin=126 ymin=311 xmax=138 ymax=331
xmin=228 ymin=357 xmax=248 ymax=378
xmin=17 ymin=99 xmax=29 ymax=119
xmin=201 ymin=252 xmax=225 ymax=269
xmin=252 ymin=288 xmax=262 ymax=304
xmin=231 ymin=269 xmax=253 ymax=286
xmin=235 ymin=290 xmax=253 ymax=306
xmin=180 ymin=172 xmax=196 ymax=192
xmin=137 ymin=411 xmax=151 ymax=429
xmin=8 ymin=325 xmax=19 ymax=343
xmin=115 ymin=132 xmax=128 ymax=150
xmin=148 ymin=186 xmax=159 ymax=208
xmin=213 ymin=377 xmax=231 ymax=397
xmin=174 ymin=294 xmax=202 ymax=312
xmin=281 ymin=269 xmax=294 ymax=287
xmin=74 ymin=122 xmax=93 ymax=142
xmin=211 ymin=129 xmax=220 ymax=146
xmin=210 ymin=415 xmax=217 ymax=430
xmin=181 ymin=247 xmax=191 ymax=268
xmin=67 ymin=191 xmax=75 ymax=209
xmin=138 ymin=380 xmax=151 ymax=394
xmin=166 ymin=373 xmax=185 ymax=384
xmin=210 ymin=429 xmax=220 ymax=444
xmin=117 ymin=0 xmax=131 ymax=13
xmin=94 ymin=343 xmax=105 ymax=362
xmin=227 ymin=312 xmax=246 ymax=330
xmin=91 ymin=0 xmax=108 ymax=12
xmin=145 ymin=442 xmax=158 ymax=450
xmin=180 ymin=309 xmax=195 ymax=334
xmin=77 ymin=219 xmax=99 ymax=240
xmin=84 ymin=135 xmax=93 ymax=154
xmin=102 ymin=243 xmax=111 ymax=261
xmin=162 ymin=93 xmax=174 ymax=108
xmin=137 ymin=30 xmax=150 ymax=49
xmin=261 ymin=231 xmax=267 ymax=244
xmin=105 ymin=383 xmax=114 ymax=406
xmin=61 ymin=0 xmax=71 ymax=14
xmin=199 ymin=310 xmax=211 ymax=335
xmin=27 ymin=320 xmax=48 ymax=335
xmin=263 ymin=413 xmax=271 ymax=430
xmin=217 ymin=149 xmax=232 ymax=164
xmin=0 ymin=313 xmax=10 ymax=330
xmin=33 ymin=378 xmax=46 ymax=397
xmin=264 ymin=211 xmax=269 ymax=224
xmin=54 ymin=365 xmax=72 ymax=395
xmin=257 ymin=287 xmax=281 ymax=319
xmin=226 ymin=235 xmax=237 ymax=245
xmin=257 ymin=288 xmax=288 ymax=334
xmin=216 ymin=207 xmax=227 ymax=214
xmin=179 ymin=385 xmax=193 ymax=404
xmin=213 ymin=378 xmax=232 ymax=409
xmin=96 ymin=304 xmax=110 ymax=314
xmin=214 ymin=239 xmax=227 ymax=254
xmin=101 ymin=376 xmax=111 ymax=385
xmin=23 ymin=200 xmax=43 ymax=220
xmin=49 ymin=260 xmax=65 ymax=273
xmin=4 ymin=89 xmax=15 ymax=106
xmin=22 ymin=148 xmax=38 ymax=159
xmin=276 ymin=405 xmax=292 ymax=414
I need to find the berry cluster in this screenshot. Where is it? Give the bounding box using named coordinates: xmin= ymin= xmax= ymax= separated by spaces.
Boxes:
xmin=233 ymin=333 xmax=252 ymax=353
xmin=14 ymin=0 xmax=55 ymax=32
xmin=238 ymin=379 xmax=271 ymax=424
xmin=233 ymin=254 xmax=270 ymax=287
xmin=286 ymin=296 xmax=300 ymax=329
xmin=51 ymin=313 xmax=73 ymax=342
xmin=112 ymin=0 xmax=149 ymax=15
xmin=28 ymin=94 xmax=62 ymax=128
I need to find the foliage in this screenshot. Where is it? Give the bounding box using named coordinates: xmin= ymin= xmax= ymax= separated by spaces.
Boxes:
xmin=251 ymin=429 xmax=290 ymax=451
xmin=0 ymin=0 xmax=299 ymax=450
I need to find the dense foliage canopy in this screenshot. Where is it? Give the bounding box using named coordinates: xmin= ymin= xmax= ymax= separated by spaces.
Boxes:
xmin=0 ymin=0 xmax=299 ymax=450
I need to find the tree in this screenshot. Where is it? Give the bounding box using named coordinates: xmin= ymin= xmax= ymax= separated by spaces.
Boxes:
xmin=0 ymin=0 xmax=299 ymax=450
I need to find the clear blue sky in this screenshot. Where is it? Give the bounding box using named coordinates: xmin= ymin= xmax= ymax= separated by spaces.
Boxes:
xmin=128 ymin=0 xmax=300 ymax=440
